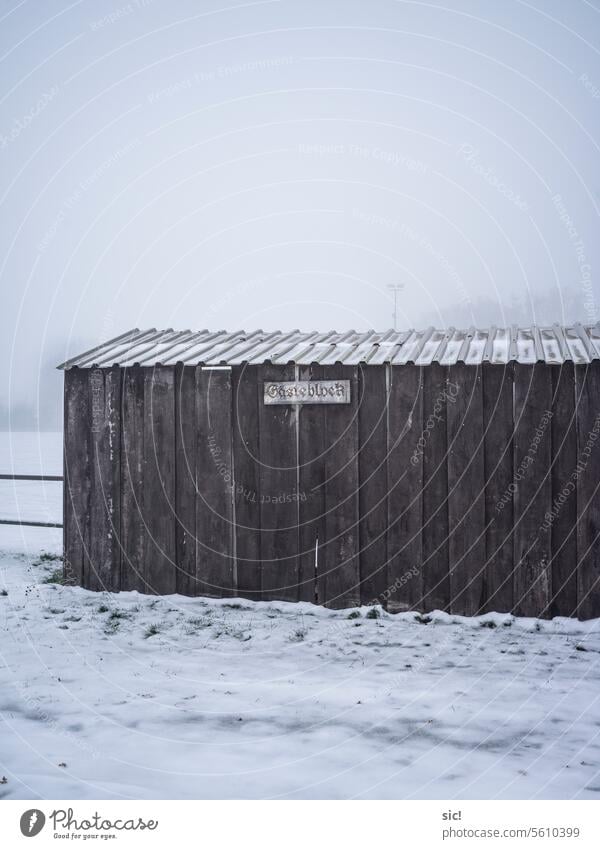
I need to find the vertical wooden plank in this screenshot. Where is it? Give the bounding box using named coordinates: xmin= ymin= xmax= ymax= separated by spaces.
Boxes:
xmin=482 ymin=363 xmax=514 ymax=614
xmin=447 ymin=364 xmax=485 ymax=615
xmin=144 ymin=366 xmax=176 ymax=595
xmin=175 ymin=364 xmax=197 ymax=596
xmin=386 ymin=364 xmax=424 ymax=612
xmin=421 ymin=363 xmax=450 ymax=611
xmin=549 ymin=363 xmax=578 ymax=617
xmin=232 ymin=365 xmax=262 ymax=600
xmin=575 ymin=360 xmax=600 ymax=620
xmin=513 ymin=363 xmax=552 ymax=617
xmin=88 ymin=367 xmax=121 ymax=592
xmin=120 ymin=366 xmax=146 ymax=592
xmin=298 ymin=364 xmax=327 ymax=604
xmin=196 ymin=366 xmax=234 ymax=597
xmin=63 ymin=369 xmax=91 ymax=587
xmin=258 ymin=364 xmax=299 ymax=602
xmin=358 ymin=365 xmax=389 ymax=606
xmin=322 ymin=365 xmax=360 ymax=609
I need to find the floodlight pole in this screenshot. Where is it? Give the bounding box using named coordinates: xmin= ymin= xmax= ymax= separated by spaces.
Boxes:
xmin=387 ymin=284 xmax=404 ymax=331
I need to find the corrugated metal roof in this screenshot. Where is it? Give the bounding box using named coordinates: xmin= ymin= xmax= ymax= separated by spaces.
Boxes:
xmin=57 ymin=324 xmax=600 ymax=369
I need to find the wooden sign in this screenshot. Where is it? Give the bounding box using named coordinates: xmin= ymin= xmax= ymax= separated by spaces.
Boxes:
xmin=264 ymin=380 xmax=351 ymax=405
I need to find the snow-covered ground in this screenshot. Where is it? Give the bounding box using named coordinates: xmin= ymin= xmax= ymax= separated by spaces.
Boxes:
xmin=1 ymin=551 xmax=600 ymax=800
xmin=1 ymin=432 xmax=600 ymax=800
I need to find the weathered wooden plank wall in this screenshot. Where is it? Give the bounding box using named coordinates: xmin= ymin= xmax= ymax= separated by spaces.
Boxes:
xmin=358 ymin=365 xmax=389 ymax=606
xmin=64 ymin=359 xmax=600 ymax=618
xmin=63 ymin=368 xmax=91 ymax=586
xmin=258 ymin=364 xmax=298 ymax=602
xmin=386 ymin=364 xmax=423 ymax=612
xmin=175 ymin=364 xmax=197 ymax=596
xmin=322 ymin=364 xmax=360 ymax=609
xmin=297 ymin=364 xmax=327 ymax=604
xmin=195 ymin=367 xmax=234 ymax=597
xmin=447 ymin=364 xmax=485 ymax=615
xmin=550 ymin=363 xmax=577 ymax=617
xmin=482 ymin=363 xmax=514 ymax=613
xmin=575 ymin=360 xmax=600 ymax=619
xmin=232 ymin=364 xmax=262 ymax=600
xmin=513 ymin=364 xmax=552 ymax=617
xmin=120 ymin=365 xmax=145 ymax=592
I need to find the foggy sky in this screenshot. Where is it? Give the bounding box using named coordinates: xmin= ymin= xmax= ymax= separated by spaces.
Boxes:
xmin=1 ymin=0 xmax=599 ymax=429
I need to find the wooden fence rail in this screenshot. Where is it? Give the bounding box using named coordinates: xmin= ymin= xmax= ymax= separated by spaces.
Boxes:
xmin=0 ymin=473 xmax=63 ymax=528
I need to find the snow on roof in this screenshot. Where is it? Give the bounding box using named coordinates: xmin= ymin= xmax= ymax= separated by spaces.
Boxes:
xmin=57 ymin=324 xmax=600 ymax=369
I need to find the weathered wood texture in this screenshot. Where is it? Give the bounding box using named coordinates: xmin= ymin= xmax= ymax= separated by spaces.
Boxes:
xmin=421 ymin=363 xmax=450 ymax=611
xmin=120 ymin=366 xmax=145 ymax=591
xmin=195 ymin=367 xmax=234 ymax=597
xmin=63 ymin=369 xmax=91 ymax=586
xmin=550 ymin=364 xmax=578 ymax=617
xmin=482 ymin=363 xmax=514 ymax=614
xmin=258 ymin=364 xmax=299 ymax=602
xmin=447 ymin=364 xmax=485 ymax=615
xmin=297 ymin=365 xmax=327 ymax=604
xmin=144 ymin=367 xmax=176 ymax=595
xmin=232 ymin=365 xmax=262 ymax=600
xmin=386 ymin=365 xmax=423 ymax=612
xmin=513 ymin=364 xmax=552 ymax=617
xmin=88 ymin=367 xmax=121 ymax=592
xmin=175 ymin=364 xmax=197 ymax=596
xmin=65 ymin=360 xmax=600 ymax=618
xmin=322 ymin=365 xmax=360 ymax=609
xmin=358 ymin=366 xmax=389 ymax=606
xmin=575 ymin=361 xmax=600 ymax=620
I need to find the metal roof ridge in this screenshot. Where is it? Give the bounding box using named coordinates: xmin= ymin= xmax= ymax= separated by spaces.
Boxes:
xmin=57 ymin=328 xmax=143 ymax=369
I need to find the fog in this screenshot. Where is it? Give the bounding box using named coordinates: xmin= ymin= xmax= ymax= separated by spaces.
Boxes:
xmin=1 ymin=0 xmax=599 ymax=429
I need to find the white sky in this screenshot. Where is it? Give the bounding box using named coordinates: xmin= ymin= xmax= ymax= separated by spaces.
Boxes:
xmin=0 ymin=0 xmax=599 ymax=426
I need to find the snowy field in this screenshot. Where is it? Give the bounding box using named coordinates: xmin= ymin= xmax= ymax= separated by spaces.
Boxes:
xmin=2 ymin=554 xmax=600 ymax=800
xmin=1 ymin=433 xmax=600 ymax=800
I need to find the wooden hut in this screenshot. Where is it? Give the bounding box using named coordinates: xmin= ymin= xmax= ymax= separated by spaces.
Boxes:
xmin=58 ymin=325 xmax=600 ymax=618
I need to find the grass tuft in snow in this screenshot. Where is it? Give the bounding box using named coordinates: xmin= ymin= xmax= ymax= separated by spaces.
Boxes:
xmin=366 ymin=608 xmax=381 ymax=620
xmin=41 ymin=568 xmax=67 ymax=585
xmin=108 ymin=609 xmax=129 ymax=621
xmin=35 ymin=551 xmax=61 ymax=564
xmin=144 ymin=623 xmax=161 ymax=639
xmin=347 ymin=610 xmax=361 ymax=619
